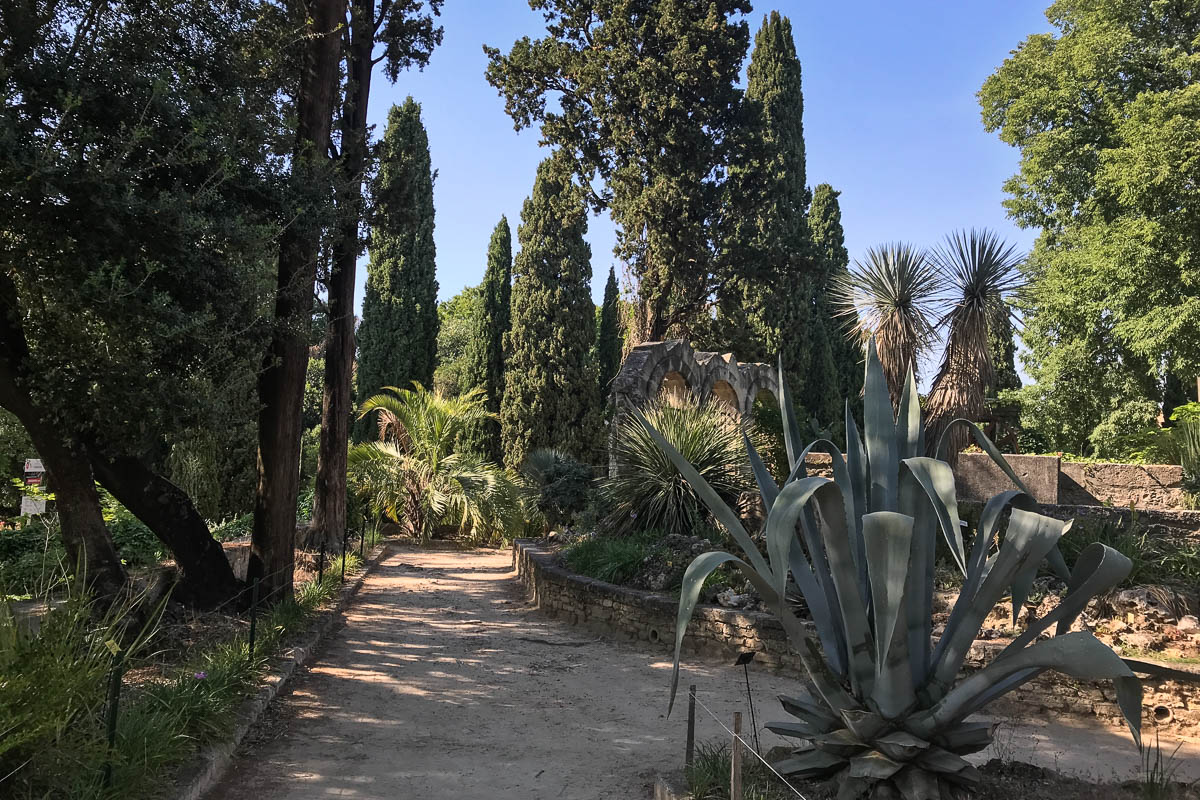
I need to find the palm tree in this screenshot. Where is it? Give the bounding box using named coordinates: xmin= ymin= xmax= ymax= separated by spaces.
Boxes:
xmin=924 ymin=229 xmax=1024 ymax=460
xmin=833 ymin=242 xmax=941 ymax=407
xmin=348 ymin=384 xmax=523 ymax=543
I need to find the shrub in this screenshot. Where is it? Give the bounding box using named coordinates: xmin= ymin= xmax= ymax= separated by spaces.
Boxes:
xmin=519 ymin=448 xmax=594 ymax=532
xmin=604 ymin=394 xmax=753 ymax=537
xmin=563 ymin=532 xmax=657 ymax=585
xmin=1088 ymin=400 xmax=1160 ymax=460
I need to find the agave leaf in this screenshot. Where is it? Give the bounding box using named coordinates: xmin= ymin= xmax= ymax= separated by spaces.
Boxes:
xmin=924 ymin=632 xmax=1142 ymax=747
xmin=744 ymin=431 xmax=779 ymax=512
xmin=766 ymin=719 xmax=835 ymax=739
xmin=845 ymin=400 xmax=870 ymax=538
xmin=900 ymin=457 xmax=965 ymax=573
xmin=817 ymin=482 xmax=877 ymax=695
xmin=863 ymin=511 xmax=918 ymax=719
xmin=863 ymin=512 xmax=914 ymax=670
xmin=917 ymin=747 xmax=982 ymax=783
xmin=1009 ymin=542 xmax=1132 ymax=650
xmin=894 ymin=765 xmax=941 ymax=800
xmin=813 ymin=728 xmax=871 ymax=757
xmin=929 ymin=508 xmax=1065 ymax=693
xmin=933 ymin=721 xmax=995 ymax=756
xmin=935 ymin=417 xmax=1069 ymax=580
xmin=778 ymin=354 xmax=806 ymax=473
xmin=773 ymin=749 xmax=846 ymax=778
xmin=633 ymin=407 xmax=772 ymax=578
xmin=898 ymin=468 xmax=936 ymax=686
xmin=1009 ymin=519 xmax=1074 ymax=625
xmin=864 ymin=339 xmax=898 ymax=513
xmin=787 ymin=522 xmax=849 ymax=676
xmin=895 ymin=368 xmax=923 ymax=462
xmin=840 ymin=708 xmax=888 ymax=741
xmin=780 ymin=693 xmax=841 ymax=729
xmin=875 ymin=731 xmax=931 ymax=762
xmin=850 ymin=751 xmax=904 ymax=780
xmin=667 ymin=551 xmax=778 ymax=715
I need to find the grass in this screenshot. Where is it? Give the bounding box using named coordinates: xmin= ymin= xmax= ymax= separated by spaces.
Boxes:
xmin=1139 ymin=731 xmax=1196 ymax=800
xmin=562 ymin=532 xmax=657 ymax=585
xmin=686 ymin=740 xmax=799 ymax=800
xmin=1056 ymin=517 xmax=1200 ymax=588
xmin=0 ymin=551 xmax=363 ymax=799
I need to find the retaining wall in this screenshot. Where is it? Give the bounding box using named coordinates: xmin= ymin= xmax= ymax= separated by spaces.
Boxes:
xmin=513 ymin=539 xmax=1199 ymax=732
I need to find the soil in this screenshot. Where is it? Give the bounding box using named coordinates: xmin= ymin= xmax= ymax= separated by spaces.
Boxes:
xmin=202 ymin=547 xmax=1200 ymax=800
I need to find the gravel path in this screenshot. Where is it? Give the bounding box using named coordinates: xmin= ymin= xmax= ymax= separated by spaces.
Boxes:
xmin=205 ymin=546 xmax=1198 ymax=800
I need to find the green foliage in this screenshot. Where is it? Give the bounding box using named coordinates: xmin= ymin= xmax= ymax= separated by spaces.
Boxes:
xmin=432 ymin=286 xmax=482 ymax=397
xmin=0 ymin=410 xmax=32 ymax=518
xmin=1056 ymin=515 xmax=1200 ymax=590
xmin=518 ymin=449 xmax=595 ymax=532
xmin=604 ymin=395 xmax=752 ymax=538
xmin=658 ymin=340 xmax=1141 ymax=799
xmin=562 ymin=532 xmax=658 ymax=586
xmin=687 ymin=739 xmax=797 ymax=800
xmin=718 ymin=11 xmax=814 ymax=395
xmin=485 ymin=0 xmax=751 ymax=339
xmin=350 ymin=385 xmax=522 ymax=543
xmin=1088 ymin=401 xmax=1162 ymax=461
xmin=463 ymin=217 xmax=513 ymax=460
xmin=357 ymin=98 xmax=440 ymax=438
xmin=0 ymin=554 xmax=354 ymax=798
xmin=595 ymin=266 xmax=623 ymax=407
xmin=500 ymin=157 xmax=600 ymax=468
xmin=980 ymin=1 xmax=1200 ymax=454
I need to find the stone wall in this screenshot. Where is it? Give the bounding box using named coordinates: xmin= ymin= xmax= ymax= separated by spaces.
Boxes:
xmin=955 ymin=453 xmax=1190 ymax=511
xmin=513 ymin=539 xmax=1199 ymax=732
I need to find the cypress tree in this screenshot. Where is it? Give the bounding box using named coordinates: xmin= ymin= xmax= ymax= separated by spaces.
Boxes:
xmin=356 ymin=98 xmax=439 ymax=437
xmin=808 ymin=183 xmax=862 ymax=411
xmin=501 ymin=158 xmax=599 ymax=469
xmin=463 ymin=216 xmax=513 ymax=460
xmin=595 ymin=266 xmax=623 ymax=406
xmin=986 ymin=305 xmax=1021 ymax=398
xmin=723 ymin=12 xmax=813 ymax=398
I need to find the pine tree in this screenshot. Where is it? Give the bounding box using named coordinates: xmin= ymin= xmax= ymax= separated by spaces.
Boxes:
xmin=723 ymin=12 xmax=813 ymax=397
xmin=808 ymin=183 xmax=862 ymax=414
xmin=501 ymin=158 xmax=599 ymax=469
xmin=595 ymin=266 xmax=623 ymax=407
xmin=463 ymin=216 xmax=513 ymax=460
xmin=356 ymin=98 xmax=438 ymax=437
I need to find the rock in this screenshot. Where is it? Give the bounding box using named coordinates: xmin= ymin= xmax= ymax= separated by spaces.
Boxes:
xmin=1177 ymin=614 xmax=1199 ymax=632
xmin=717 ymin=589 xmax=751 ymax=609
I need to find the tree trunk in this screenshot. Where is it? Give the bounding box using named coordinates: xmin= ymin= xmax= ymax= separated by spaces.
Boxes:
xmin=310 ymin=1 xmax=374 ymax=552
xmin=88 ymin=449 xmax=243 ymax=608
xmin=252 ymin=0 xmax=345 ymax=605
xmin=0 ymin=273 xmax=126 ymax=598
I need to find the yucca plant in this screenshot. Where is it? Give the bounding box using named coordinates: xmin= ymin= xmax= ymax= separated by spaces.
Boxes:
xmin=648 ymin=341 xmax=1141 ymax=800
xmin=834 ymin=243 xmax=941 ymax=408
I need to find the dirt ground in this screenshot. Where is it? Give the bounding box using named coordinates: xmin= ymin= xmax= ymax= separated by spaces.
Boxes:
xmin=204 ymin=547 xmax=1200 ymax=800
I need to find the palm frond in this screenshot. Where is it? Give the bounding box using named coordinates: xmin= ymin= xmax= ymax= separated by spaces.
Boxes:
xmin=925 ymin=229 xmax=1025 ymax=459
xmin=834 ymin=242 xmax=941 ymax=406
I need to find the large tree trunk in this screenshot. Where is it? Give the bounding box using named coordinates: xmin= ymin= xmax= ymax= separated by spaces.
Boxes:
xmin=0 ymin=273 xmax=126 ymax=598
xmin=252 ymin=0 xmax=345 ymax=604
xmin=88 ymin=449 xmax=243 ymax=608
xmin=310 ymin=1 xmax=374 ymax=552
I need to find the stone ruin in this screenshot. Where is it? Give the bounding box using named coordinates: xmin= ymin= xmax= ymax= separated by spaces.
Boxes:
xmin=607 ymin=339 xmax=779 ymax=474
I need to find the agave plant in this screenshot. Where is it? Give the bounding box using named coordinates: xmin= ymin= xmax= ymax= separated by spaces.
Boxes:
xmin=647 ymin=341 xmax=1141 ymax=800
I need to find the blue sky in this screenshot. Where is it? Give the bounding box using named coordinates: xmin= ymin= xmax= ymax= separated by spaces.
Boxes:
xmin=356 ymin=1 xmax=1052 ymax=313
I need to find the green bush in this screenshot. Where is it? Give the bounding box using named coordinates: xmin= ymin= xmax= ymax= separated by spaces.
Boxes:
xmin=562 ymin=532 xmax=657 ymax=585
xmin=603 ymin=394 xmax=753 ymax=537
xmin=519 ymin=448 xmax=594 ymax=531
xmin=1088 ymin=400 xmax=1160 ymax=460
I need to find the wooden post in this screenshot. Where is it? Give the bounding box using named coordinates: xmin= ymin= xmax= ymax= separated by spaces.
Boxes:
xmin=685 ymin=684 xmax=697 ymax=767
xmin=731 ymin=711 xmax=743 ymax=800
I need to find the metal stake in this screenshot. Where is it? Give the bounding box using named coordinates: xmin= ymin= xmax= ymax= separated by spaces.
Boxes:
xmin=318 ymin=541 xmax=326 ymax=583
xmin=735 ymin=651 xmax=760 ymax=754
xmin=247 ymin=576 xmax=260 ymax=664
xmin=340 ymin=528 xmax=348 ymax=582
xmin=102 ymin=652 xmax=124 ymax=788
xmin=731 ymin=711 xmax=743 ymax=800
xmin=685 ymin=684 xmax=697 ymax=767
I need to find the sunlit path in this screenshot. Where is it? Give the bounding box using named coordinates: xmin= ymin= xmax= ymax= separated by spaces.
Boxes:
xmin=205 ymin=546 xmax=1199 ymax=800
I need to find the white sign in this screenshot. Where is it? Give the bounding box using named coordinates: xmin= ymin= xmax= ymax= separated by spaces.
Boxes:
xmin=20 ymin=497 xmax=46 ymax=516
xmin=24 ymin=459 xmax=43 ymax=473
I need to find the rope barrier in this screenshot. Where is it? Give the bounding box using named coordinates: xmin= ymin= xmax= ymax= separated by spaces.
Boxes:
xmin=690 ymin=691 xmax=810 ymax=800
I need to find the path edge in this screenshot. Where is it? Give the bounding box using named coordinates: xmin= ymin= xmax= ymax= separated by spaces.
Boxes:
xmin=169 ymin=540 xmax=397 ymax=800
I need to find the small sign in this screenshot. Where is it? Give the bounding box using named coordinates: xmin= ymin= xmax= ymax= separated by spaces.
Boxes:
xmin=19 ymin=497 xmax=46 ymax=516
xmin=24 ymin=459 xmax=43 ymax=473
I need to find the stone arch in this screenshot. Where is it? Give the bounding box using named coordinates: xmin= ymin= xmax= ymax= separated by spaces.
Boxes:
xmin=608 ymin=339 xmax=780 ymax=474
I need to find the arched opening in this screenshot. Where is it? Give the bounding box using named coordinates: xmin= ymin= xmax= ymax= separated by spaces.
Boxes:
xmin=710 ymin=379 xmax=739 ymax=412
xmin=660 ymin=370 xmax=690 ymax=399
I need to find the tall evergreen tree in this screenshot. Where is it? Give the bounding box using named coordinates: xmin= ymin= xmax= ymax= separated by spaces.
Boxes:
xmin=986 ymin=305 xmax=1021 ymax=399
xmin=721 ymin=12 xmax=813 ymax=400
xmin=501 ymin=158 xmax=599 ymax=468
xmin=356 ymin=98 xmax=439 ymax=437
xmin=595 ymin=266 xmax=623 ymax=407
xmin=463 ymin=216 xmax=513 ymax=460
xmin=808 ymin=183 xmax=862 ymax=411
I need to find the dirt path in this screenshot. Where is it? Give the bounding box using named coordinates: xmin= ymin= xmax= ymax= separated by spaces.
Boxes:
xmin=206 ymin=547 xmax=1198 ymax=800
